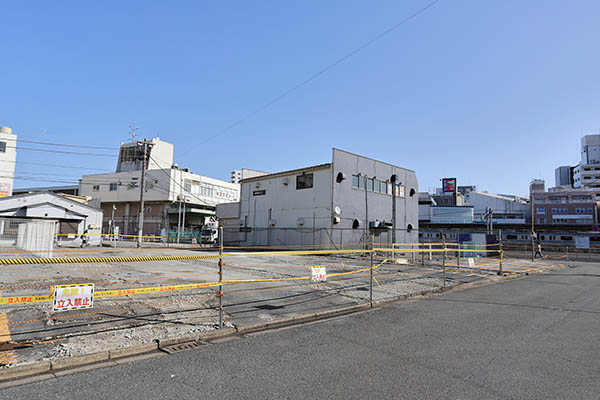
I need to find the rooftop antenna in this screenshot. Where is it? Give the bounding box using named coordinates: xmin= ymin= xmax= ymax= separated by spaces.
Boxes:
xmin=129 ymin=123 xmax=139 ymax=142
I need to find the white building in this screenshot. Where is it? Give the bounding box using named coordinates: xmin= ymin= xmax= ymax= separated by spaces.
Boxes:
xmin=218 ymin=148 xmax=419 ymax=248
xmin=79 ymin=138 xmax=239 ymax=236
xmin=573 ymin=135 xmax=600 ymax=189
xmin=0 ymin=126 xmax=17 ymax=197
xmin=0 ymin=192 xmax=103 ymax=245
xmin=464 ymin=191 xmax=529 ymax=224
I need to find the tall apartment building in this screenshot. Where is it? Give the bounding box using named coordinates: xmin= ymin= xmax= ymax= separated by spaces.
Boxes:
xmin=0 ymin=126 xmax=17 ymax=197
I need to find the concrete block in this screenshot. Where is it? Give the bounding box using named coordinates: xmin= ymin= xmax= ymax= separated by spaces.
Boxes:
xmin=236 ymin=322 xmax=268 ymax=334
xmin=109 ymin=343 xmax=158 ymax=359
xmin=0 ymin=361 xmax=50 ymax=381
xmin=198 ymin=327 xmax=235 ymax=341
xmin=51 ymin=351 xmax=109 ymax=371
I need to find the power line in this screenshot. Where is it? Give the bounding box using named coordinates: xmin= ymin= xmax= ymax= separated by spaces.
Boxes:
xmin=180 ymin=0 xmax=441 ymax=156
xmin=0 ymin=136 xmax=119 ymax=150
xmin=16 ymin=161 xmax=112 ymax=172
xmin=148 ymin=154 xmax=211 ymax=206
xmin=8 ymin=146 xmax=116 ymax=157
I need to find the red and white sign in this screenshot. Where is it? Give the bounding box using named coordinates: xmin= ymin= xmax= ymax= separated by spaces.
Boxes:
xmin=311 ymin=266 xmax=327 ymax=282
xmin=53 ymin=283 xmax=94 ymax=312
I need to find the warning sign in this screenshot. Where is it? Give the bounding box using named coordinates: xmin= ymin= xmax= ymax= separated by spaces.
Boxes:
xmin=468 ymin=258 xmax=475 ymax=267
xmin=311 ymin=266 xmax=327 ymax=282
xmin=53 ymin=283 xmax=94 ymax=312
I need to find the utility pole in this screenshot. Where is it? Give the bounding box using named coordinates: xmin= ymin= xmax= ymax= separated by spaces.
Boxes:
xmin=391 ymin=174 xmax=397 ymax=245
xmin=363 ymin=174 xmax=369 ymax=250
xmin=137 ymin=139 xmax=154 ymax=248
xmin=530 ymin=191 xmax=535 ymax=261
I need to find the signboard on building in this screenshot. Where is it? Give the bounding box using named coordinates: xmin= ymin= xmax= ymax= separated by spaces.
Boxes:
xmin=253 ymin=190 xmax=266 ymax=196
xmin=575 ymin=236 xmax=590 ymax=249
xmin=311 ymin=266 xmax=327 ymax=282
xmin=53 ymin=283 xmax=94 ymax=312
xmin=442 ymin=178 xmax=457 ymax=193
xmin=0 ymin=183 xmax=11 ymax=198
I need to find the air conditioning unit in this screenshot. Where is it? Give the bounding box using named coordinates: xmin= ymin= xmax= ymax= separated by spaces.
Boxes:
xmin=297 ymin=218 xmax=305 ymax=226
xmin=282 ymin=177 xmax=289 ymax=186
xmin=269 ymin=218 xmax=277 ymax=227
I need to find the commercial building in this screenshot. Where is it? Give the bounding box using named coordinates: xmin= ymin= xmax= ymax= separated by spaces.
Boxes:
xmin=464 ymin=191 xmax=528 ymax=224
xmin=218 ymin=148 xmax=419 ymax=248
xmin=79 ymin=138 xmax=239 ymax=236
xmin=0 ymin=126 xmax=17 ymax=198
xmin=230 ymin=168 xmax=269 ymax=184
xmin=13 ymin=185 xmax=80 ymax=196
xmin=555 ymin=166 xmax=573 ymax=187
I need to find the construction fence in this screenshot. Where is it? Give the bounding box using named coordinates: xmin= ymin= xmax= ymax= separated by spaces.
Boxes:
xmin=0 ymin=232 xmax=514 ymax=354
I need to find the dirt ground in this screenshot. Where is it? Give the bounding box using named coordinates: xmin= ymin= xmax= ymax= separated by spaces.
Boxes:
xmin=0 ymin=247 xmax=565 ymax=367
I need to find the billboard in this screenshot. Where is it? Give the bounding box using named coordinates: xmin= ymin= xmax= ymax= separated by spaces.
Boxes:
xmin=442 ymin=178 xmax=457 ymax=193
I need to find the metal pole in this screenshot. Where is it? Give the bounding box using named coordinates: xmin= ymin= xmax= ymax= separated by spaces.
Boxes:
xmin=182 ymin=199 xmax=186 ymax=243
xmin=498 ymin=240 xmax=504 ymax=276
xmin=369 ymin=233 xmax=374 ymax=306
xmin=421 ymin=237 xmax=424 ymax=266
xmin=531 ymin=191 xmax=535 ymax=261
xmin=218 ymin=226 xmax=224 ymax=328
xmin=137 ymin=139 xmax=149 ymax=248
xmin=442 ymin=235 xmax=446 ymax=288
xmin=457 ymin=241 xmax=460 ymax=266
xmin=111 ymin=204 xmax=115 ymax=247
xmin=364 ymin=175 xmax=369 ymax=250
xmin=391 ymin=174 xmax=396 ymax=245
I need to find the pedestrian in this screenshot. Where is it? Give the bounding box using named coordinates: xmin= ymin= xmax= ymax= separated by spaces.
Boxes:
xmin=80 ymin=229 xmax=89 ymax=248
xmin=534 ymin=241 xmax=543 ymax=259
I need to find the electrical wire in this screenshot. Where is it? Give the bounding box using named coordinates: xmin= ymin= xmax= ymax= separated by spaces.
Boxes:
xmin=0 ymin=136 xmax=119 ymax=150
xmin=8 ymin=146 xmax=116 ymax=157
xmin=180 ymin=0 xmax=441 ymax=155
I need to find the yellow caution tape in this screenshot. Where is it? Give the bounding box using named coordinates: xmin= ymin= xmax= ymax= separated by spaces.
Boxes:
xmin=0 ymin=254 xmax=221 ymax=265
xmin=0 ymin=259 xmax=387 ymax=306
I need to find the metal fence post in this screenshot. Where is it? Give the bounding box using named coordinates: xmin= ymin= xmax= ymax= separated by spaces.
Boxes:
xmin=498 ymin=242 xmax=504 ymax=276
xmin=566 ymin=246 xmax=569 ymax=261
xmin=429 ymin=243 xmax=432 ymax=261
xmin=218 ymin=226 xmax=224 ymax=328
xmin=442 ymin=236 xmax=446 ymax=288
xmin=370 ymin=234 xmax=374 ymax=307
xmin=457 ymin=241 xmax=460 ymax=266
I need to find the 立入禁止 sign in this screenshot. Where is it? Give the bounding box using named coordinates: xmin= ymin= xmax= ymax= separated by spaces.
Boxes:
xmin=311 ymin=266 xmax=327 ymax=282
xmin=53 ymin=283 xmax=94 ymax=312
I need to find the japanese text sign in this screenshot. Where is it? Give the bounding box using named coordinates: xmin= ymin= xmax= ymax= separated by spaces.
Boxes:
xmin=53 ymin=283 xmax=94 ymax=312
xmin=311 ymin=266 xmax=327 ymax=282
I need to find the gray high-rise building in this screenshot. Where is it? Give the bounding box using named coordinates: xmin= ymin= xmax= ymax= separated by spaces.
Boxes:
xmin=555 ymin=166 xmax=572 ymax=187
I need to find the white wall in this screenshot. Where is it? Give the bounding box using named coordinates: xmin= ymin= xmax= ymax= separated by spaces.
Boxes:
xmin=0 ymin=129 xmax=17 ymax=197
xmin=239 ymin=166 xmax=333 ymax=246
xmin=80 ymin=168 xmax=239 ymax=207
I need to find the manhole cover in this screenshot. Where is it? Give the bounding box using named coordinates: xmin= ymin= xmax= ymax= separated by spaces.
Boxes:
xmin=161 ymin=341 xmax=207 ymax=354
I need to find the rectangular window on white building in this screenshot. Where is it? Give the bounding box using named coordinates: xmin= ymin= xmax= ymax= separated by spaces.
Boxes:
xmin=92 ymin=185 xmax=100 ymax=192
xmin=296 ymin=173 xmax=313 ymax=190
xmin=537 ymin=207 xmax=545 ymax=215
xmin=0 ymin=141 xmax=6 ymax=153
xmin=352 ymin=175 xmax=359 ymax=188
xmin=109 ymin=183 xmax=118 ymax=191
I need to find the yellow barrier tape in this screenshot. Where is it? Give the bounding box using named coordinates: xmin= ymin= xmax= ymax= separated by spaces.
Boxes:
xmin=222 ymin=249 xmax=373 ymax=257
xmin=374 ymin=248 xmax=499 ymax=253
xmin=0 ymin=259 xmax=387 ymax=305
xmin=0 ymin=254 xmax=221 ymax=265
xmin=0 ymin=295 xmax=53 ymax=305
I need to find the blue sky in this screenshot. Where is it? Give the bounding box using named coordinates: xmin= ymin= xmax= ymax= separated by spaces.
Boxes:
xmin=1 ymin=0 xmax=598 ymax=196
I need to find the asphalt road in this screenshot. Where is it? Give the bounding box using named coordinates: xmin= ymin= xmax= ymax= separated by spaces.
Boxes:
xmin=3 ymin=261 xmax=599 ymax=399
